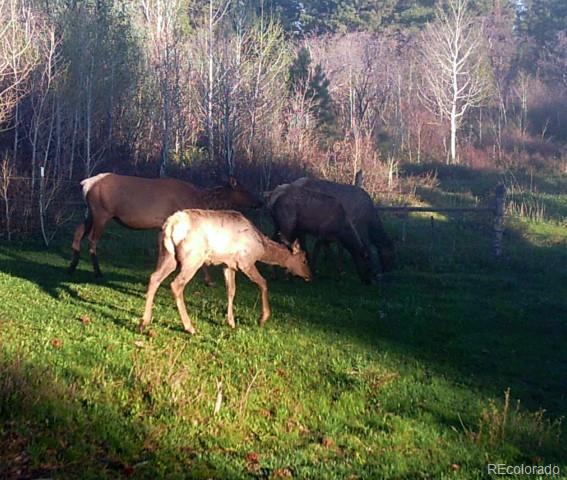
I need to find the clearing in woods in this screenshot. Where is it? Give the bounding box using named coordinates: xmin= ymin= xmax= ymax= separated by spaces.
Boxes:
xmin=1 ymin=171 xmax=566 ymax=478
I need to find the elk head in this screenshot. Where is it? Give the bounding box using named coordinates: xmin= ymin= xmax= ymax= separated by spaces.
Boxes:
xmin=226 ymin=176 xmax=263 ymax=209
xmin=285 ymin=240 xmax=312 ymax=282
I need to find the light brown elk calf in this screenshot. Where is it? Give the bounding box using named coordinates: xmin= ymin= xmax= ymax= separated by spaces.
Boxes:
xmin=140 ymin=209 xmax=312 ymax=334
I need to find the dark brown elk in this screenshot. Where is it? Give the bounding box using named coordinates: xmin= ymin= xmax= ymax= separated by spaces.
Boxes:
xmin=67 ymin=173 xmax=261 ymax=279
xmin=292 ymin=177 xmax=395 ymax=276
xmin=139 ymin=209 xmax=311 ymax=333
xmin=267 ymin=183 xmax=373 ymax=284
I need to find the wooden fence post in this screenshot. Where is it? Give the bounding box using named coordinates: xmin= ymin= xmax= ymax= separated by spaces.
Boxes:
xmin=493 ymin=184 xmax=506 ymax=257
xmin=355 ymin=169 xmax=363 ymax=188
xmin=39 ymin=165 xmax=48 ymax=247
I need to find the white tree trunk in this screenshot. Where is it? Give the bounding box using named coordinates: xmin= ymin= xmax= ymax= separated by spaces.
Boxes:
xmin=450 ymin=105 xmax=457 ymax=164
xmin=207 ymin=0 xmax=214 ymax=164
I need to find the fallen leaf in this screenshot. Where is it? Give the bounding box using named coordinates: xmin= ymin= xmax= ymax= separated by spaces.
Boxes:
xmin=51 ymin=338 xmax=63 ymax=348
xmin=245 ymin=452 xmax=260 ymax=472
xmin=147 ymin=329 xmax=157 ymax=338
xmin=451 ymin=463 xmax=460 ymax=471
xmin=79 ymin=314 xmax=90 ymax=325
xmin=321 ymin=437 xmax=335 ymax=449
xmin=122 ymin=465 xmax=135 ymax=477
xmin=272 ymin=467 xmax=293 ymax=478
xmin=246 ymin=452 xmax=259 ymax=463
xmin=134 ymin=340 xmax=145 ymax=348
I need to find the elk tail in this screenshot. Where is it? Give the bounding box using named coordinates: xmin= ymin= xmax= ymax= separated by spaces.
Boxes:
xmin=163 ymin=212 xmax=190 ymax=255
xmin=80 ymin=172 xmax=112 ymax=199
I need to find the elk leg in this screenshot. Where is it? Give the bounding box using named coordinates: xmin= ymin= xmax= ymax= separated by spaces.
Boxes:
xmin=202 ymin=266 xmax=215 ymax=287
xmin=311 ymin=238 xmax=324 ymax=273
xmin=170 ymin=260 xmax=202 ymax=334
xmin=336 ymin=241 xmax=345 ymax=274
xmin=67 ymin=213 xmax=93 ymax=274
xmin=241 ymin=264 xmax=270 ymax=326
xmin=67 ymin=223 xmax=85 ymax=274
xmin=139 ymin=247 xmax=177 ymax=333
xmin=369 ymin=217 xmax=395 ymax=274
xmin=223 ymin=267 xmax=236 ymax=328
xmin=87 ymin=213 xmax=110 ymax=278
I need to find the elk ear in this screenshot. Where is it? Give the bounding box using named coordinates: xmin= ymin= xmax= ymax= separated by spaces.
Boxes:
xmin=228 ymin=176 xmax=238 ymax=189
xmin=291 ymin=239 xmax=301 ymax=254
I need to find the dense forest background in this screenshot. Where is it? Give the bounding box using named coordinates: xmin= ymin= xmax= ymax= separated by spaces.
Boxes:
xmin=1 ymin=0 xmax=566 ymax=238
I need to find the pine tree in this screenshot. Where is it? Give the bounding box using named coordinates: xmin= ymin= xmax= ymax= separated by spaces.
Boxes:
xmin=288 ymin=47 xmax=334 ymax=126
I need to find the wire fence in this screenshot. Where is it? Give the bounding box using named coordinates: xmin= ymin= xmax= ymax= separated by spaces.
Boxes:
xmin=0 ymin=174 xmax=506 ymax=267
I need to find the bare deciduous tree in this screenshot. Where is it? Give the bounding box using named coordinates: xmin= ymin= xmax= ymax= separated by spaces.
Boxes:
xmin=0 ymin=153 xmax=14 ymax=240
xmin=140 ymin=0 xmax=186 ymax=176
xmin=0 ymin=0 xmax=38 ymax=126
xmin=420 ymin=0 xmax=490 ymax=164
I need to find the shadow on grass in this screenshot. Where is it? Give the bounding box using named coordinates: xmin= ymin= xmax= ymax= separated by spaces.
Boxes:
xmin=0 ymin=353 xmax=234 ymax=480
xmin=0 ymin=242 xmax=143 ymax=301
xmin=269 ymin=211 xmax=567 ymax=420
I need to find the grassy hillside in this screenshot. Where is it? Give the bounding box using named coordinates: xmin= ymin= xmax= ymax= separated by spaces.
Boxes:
xmin=1 ymin=172 xmax=566 ymax=479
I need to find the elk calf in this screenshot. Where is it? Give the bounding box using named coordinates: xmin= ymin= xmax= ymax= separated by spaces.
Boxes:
xmin=140 ymin=209 xmax=311 ymax=334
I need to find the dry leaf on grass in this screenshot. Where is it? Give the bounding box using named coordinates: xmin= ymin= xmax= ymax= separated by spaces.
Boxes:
xmin=272 ymin=467 xmax=293 ymax=478
xmin=245 ymin=452 xmax=260 ymax=472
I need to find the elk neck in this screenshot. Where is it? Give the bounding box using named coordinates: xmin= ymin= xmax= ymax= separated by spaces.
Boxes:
xmin=200 ymin=185 xmax=234 ymax=210
xmin=260 ymin=239 xmax=292 ymax=267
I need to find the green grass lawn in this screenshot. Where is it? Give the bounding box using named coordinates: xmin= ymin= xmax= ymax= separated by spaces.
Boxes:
xmin=1 ymin=210 xmax=566 ymax=479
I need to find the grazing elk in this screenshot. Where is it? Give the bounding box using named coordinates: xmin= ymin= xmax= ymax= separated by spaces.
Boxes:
xmin=268 ymin=183 xmax=373 ymax=284
xmin=139 ymin=209 xmax=311 ymax=334
xmin=292 ymin=177 xmax=395 ymax=276
xmin=67 ymin=173 xmax=261 ymax=279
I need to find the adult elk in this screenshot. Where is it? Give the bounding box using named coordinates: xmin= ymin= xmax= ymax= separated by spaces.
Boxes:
xmin=139 ymin=209 xmax=311 ymax=333
xmin=67 ymin=173 xmax=261 ymax=279
xmin=268 ymin=183 xmax=373 ymax=284
xmin=292 ymin=177 xmax=395 ymax=276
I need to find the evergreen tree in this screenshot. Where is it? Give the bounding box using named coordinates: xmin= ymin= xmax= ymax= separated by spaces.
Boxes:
xmin=513 ymin=0 xmax=567 ymax=75
xmin=288 ymin=47 xmax=334 ymax=126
